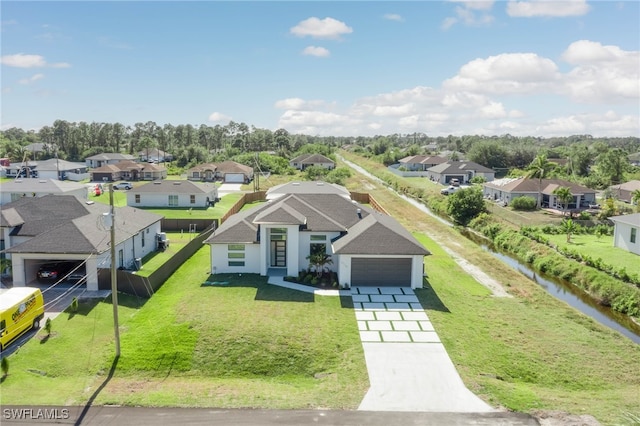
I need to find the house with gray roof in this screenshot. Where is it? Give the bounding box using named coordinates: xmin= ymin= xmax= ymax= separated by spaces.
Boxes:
xmin=31 ymin=158 xmax=89 ymax=181
xmin=126 ymin=180 xmax=218 ymax=208
xmin=608 ymin=180 xmax=640 ymax=204
xmin=427 ymin=161 xmax=495 ymax=185
xmin=86 ymin=153 xmax=136 ymax=168
xmin=398 ymin=155 xmax=447 ymax=171
xmin=0 ymin=178 xmax=88 ymax=206
xmin=186 ymin=161 xmax=253 ymax=183
xmin=266 ymin=181 xmax=351 ymax=201
xmin=1 ymin=195 xmax=163 ymax=291
xmin=204 ymin=193 xmax=430 ymax=288
xmin=483 ymin=177 xmax=596 ymax=209
xmin=289 ymin=154 xmax=335 ymax=171
xmin=610 ymin=213 xmax=640 ymax=256
xmin=90 ymin=160 xmax=167 ymax=182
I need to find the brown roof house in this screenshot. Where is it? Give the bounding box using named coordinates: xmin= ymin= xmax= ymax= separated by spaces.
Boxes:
xmin=85 ymin=153 xmax=136 ymax=168
xmin=483 ymin=177 xmax=596 ymax=209
xmin=187 ymin=161 xmax=253 ymax=183
xmin=289 ymin=154 xmax=335 ymax=171
xmin=608 ymin=180 xmax=640 ymax=203
xmin=90 ymin=160 xmax=167 ymax=182
xmin=204 ymin=193 xmax=430 ymax=288
xmin=1 ymin=195 xmax=163 ymax=291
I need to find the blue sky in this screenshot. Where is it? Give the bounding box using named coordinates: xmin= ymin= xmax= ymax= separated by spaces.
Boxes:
xmin=1 ymin=1 xmax=638 ymax=137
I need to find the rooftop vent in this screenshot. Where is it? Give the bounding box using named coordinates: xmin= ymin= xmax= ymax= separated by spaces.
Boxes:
xmin=86 ymin=201 xmax=95 ymax=205
xmin=356 ymin=208 xmax=362 ymax=219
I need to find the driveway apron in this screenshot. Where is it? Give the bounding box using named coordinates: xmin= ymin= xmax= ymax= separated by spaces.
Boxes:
xmin=353 ymin=286 xmax=494 ymax=412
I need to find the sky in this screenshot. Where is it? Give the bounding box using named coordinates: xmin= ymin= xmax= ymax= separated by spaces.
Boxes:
xmin=1 ymin=1 xmax=639 ymax=138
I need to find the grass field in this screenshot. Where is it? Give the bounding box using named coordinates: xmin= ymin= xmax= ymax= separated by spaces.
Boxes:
xmin=0 ymin=248 xmax=368 ymax=408
xmin=545 ymin=233 xmax=640 ymax=276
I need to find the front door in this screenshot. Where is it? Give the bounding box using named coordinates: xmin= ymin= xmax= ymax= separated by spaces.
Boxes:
xmin=270 ymin=240 xmax=286 ymax=267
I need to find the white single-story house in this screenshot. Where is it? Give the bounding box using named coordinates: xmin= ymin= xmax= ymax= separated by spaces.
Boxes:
xmin=266 ymin=181 xmax=351 ymax=201
xmin=483 ymin=177 xmax=597 ymax=209
xmin=31 ymin=158 xmax=89 ymax=181
xmin=427 ymin=161 xmax=495 ymax=184
xmin=289 ymin=154 xmax=335 ymax=171
xmin=397 ymin=155 xmax=447 ymax=171
xmin=127 ymin=180 xmax=218 ymax=208
xmin=1 ymin=195 xmax=163 ymax=291
xmin=186 ymin=161 xmax=254 ymax=183
xmin=138 ymin=148 xmax=173 ymax=163
xmin=0 ymin=179 xmax=88 ymax=206
xmin=204 ymin=193 xmax=430 ymax=288
xmin=610 ymin=213 xmax=640 ymax=256
xmin=3 ymin=161 xmax=38 ymax=179
xmin=86 ymin=153 xmax=136 ymax=168
xmin=608 ymin=180 xmax=640 ymax=204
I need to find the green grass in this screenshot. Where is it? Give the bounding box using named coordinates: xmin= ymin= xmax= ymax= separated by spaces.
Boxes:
xmin=133 ymin=232 xmax=194 ymax=277
xmin=545 ymin=233 xmax=640 ymax=276
xmin=142 ymin=193 xmax=244 ymax=219
xmin=1 ymin=247 xmax=368 ymax=409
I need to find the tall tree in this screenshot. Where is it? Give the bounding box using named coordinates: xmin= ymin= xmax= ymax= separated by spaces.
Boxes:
xmin=597 ymin=148 xmax=629 ymax=186
xmin=552 ymin=186 xmax=573 ymax=217
xmin=526 ymin=154 xmax=554 ymax=209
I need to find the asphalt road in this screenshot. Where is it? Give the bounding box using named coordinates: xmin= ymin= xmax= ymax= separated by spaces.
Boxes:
xmin=1 ymin=406 xmax=539 ymax=426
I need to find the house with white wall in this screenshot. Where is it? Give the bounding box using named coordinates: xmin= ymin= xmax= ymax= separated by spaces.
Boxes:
xmin=127 ymin=180 xmax=218 ymax=208
xmin=204 ymin=193 xmax=430 ymax=288
xmin=610 ymin=213 xmax=640 ymax=256
xmin=1 ymin=195 xmax=163 ymax=291
xmin=0 ymin=179 xmax=88 ymax=206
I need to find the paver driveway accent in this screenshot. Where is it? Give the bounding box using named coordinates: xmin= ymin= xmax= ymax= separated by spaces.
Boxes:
xmin=353 ymin=287 xmax=494 ymax=413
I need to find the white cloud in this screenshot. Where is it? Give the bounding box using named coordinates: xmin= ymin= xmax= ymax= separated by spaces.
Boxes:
xmin=208 ymin=112 xmax=232 ymax=123
xmin=18 ymin=73 xmax=44 ymax=85
xmin=274 ymin=98 xmax=328 ymax=110
xmin=442 ymin=1 xmax=495 ymax=29
xmin=506 ymin=0 xmax=590 ymax=17
xmin=383 ymin=13 xmax=404 ymax=22
xmin=0 ymin=53 xmax=70 ymax=68
xmin=290 ymin=17 xmax=353 ymax=40
xmin=301 ymin=46 xmax=330 ymax=57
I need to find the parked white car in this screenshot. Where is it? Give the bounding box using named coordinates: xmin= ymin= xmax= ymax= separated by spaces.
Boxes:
xmin=440 ymin=186 xmax=458 ymax=195
xmin=113 ymin=182 xmax=133 ymax=190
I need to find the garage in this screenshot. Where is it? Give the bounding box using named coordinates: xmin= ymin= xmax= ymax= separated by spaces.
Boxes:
xmin=351 ymin=258 xmax=412 ymax=287
xmin=224 ymin=173 xmax=246 ymax=183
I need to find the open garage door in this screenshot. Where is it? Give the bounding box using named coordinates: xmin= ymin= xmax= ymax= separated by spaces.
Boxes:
xmin=351 ymin=258 xmax=412 ymax=287
xmin=224 ymin=173 xmax=245 ymax=183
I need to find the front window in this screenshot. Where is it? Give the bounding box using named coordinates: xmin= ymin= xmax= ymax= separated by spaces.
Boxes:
xmin=168 ymin=195 xmax=178 ymax=207
xmin=141 ymin=231 xmax=145 ymax=247
xmin=310 ymin=243 xmax=326 ymax=256
xmin=190 ymin=195 xmax=196 ymax=204
xmin=228 ymin=244 xmax=245 ymax=267
xmin=135 ymin=194 xmax=140 ymax=204
xmin=631 ymin=228 xmax=637 ymax=244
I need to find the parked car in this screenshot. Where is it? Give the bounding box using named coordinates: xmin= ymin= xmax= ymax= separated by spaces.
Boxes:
xmin=440 ymin=186 xmax=458 ymax=195
xmin=450 ymin=178 xmax=460 ymax=187
xmin=37 ymin=262 xmax=71 ymax=282
xmin=113 ymin=182 xmax=133 ymax=190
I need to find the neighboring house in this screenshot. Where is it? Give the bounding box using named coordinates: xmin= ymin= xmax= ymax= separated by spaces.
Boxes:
xmin=31 ymin=158 xmax=89 ymax=181
xmin=3 ymin=161 xmax=38 ymax=179
xmin=608 ymin=180 xmax=640 ymax=203
xmin=289 ymin=154 xmax=335 ymax=171
xmin=187 ymin=163 xmax=218 ymax=182
xmin=427 ymin=161 xmax=495 ymax=184
xmin=216 ymin=161 xmax=254 ymax=183
xmin=138 ymin=148 xmax=173 ymax=163
xmin=127 ymin=180 xmax=218 ymax=208
xmin=0 ymin=195 xmax=163 ymax=291
xmin=204 ymin=193 xmax=430 ymax=288
xmin=86 ymin=153 xmax=136 ymax=168
xmin=610 ymin=213 xmax=640 ymax=256
xmin=0 ymin=179 xmax=88 ymax=206
xmin=90 ymin=160 xmax=167 ymax=182
xmin=483 ymin=177 xmax=597 ymax=209
xmin=266 ymin=181 xmax=351 ymax=201
xmin=398 ymin=155 xmax=447 ymax=171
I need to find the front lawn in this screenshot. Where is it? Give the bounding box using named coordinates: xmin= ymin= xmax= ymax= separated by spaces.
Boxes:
xmin=143 ymin=193 xmax=243 ymax=219
xmin=1 ymin=247 xmax=368 ymax=409
xmin=544 ymin=233 xmax=640 ymax=276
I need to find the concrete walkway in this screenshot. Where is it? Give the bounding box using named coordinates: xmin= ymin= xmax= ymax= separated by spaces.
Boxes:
xmin=353 ymin=286 xmax=494 ymax=413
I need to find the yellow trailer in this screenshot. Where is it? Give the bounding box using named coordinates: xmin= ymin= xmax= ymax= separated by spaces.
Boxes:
xmin=0 ymin=287 xmax=45 ymax=351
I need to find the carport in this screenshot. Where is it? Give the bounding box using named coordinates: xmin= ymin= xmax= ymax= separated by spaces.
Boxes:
xmin=351 ymin=258 xmax=412 ymax=287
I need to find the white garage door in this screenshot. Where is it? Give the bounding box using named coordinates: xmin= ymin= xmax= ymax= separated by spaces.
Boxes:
xmin=351 ymin=258 xmax=412 ymax=287
xmin=224 ymin=173 xmax=245 ymax=183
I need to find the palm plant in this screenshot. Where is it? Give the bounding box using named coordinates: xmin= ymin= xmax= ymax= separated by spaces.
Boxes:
xmin=526 ymin=154 xmax=553 ymax=209
xmin=306 ymin=252 xmax=333 ymax=278
xmin=552 ymin=186 xmax=573 ymax=217
xmin=560 ymin=219 xmax=577 ymax=243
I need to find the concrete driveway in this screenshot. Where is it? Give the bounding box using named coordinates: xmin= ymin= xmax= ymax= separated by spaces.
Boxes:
xmin=217 ymin=183 xmax=243 ymax=197
xmin=353 ymin=287 xmax=494 ymax=412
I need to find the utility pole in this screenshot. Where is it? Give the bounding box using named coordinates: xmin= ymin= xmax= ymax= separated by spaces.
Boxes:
xmin=109 ymin=184 xmax=121 ymax=356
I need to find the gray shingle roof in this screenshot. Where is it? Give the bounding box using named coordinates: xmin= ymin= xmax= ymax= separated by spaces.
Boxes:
xmin=484 ymin=177 xmax=595 ymax=195
xmin=33 ymin=159 xmax=87 ymax=171
xmin=0 ymin=178 xmax=87 ymax=194
xmin=129 ymin=180 xmax=217 ymax=194
xmin=266 ymin=181 xmax=350 ymax=199
xmin=86 ymin=153 xmax=136 ymax=161
xmin=427 ymin=161 xmax=494 ymax=174
xmin=609 ymin=213 xmax=640 ymax=227
xmin=2 ymin=195 xmax=162 ymax=255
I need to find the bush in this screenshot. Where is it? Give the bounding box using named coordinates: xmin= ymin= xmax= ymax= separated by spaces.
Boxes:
xmin=510 ymin=196 xmax=537 ymax=211
xmin=1 ymin=357 xmax=8 ymax=377
xmin=446 ymin=187 xmax=485 ymax=226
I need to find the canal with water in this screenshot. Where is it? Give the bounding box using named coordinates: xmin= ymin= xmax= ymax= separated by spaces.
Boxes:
xmin=340 ymin=155 xmax=640 ymax=344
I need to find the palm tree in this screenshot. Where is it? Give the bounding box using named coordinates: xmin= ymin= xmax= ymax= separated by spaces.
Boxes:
xmin=552 ymin=186 xmax=573 ymax=217
xmin=560 ymin=219 xmax=577 ymax=243
xmin=632 ymin=189 xmax=640 ymax=212
xmin=306 ymin=252 xmax=333 ymax=278
xmin=526 ymin=154 xmax=553 ymax=209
